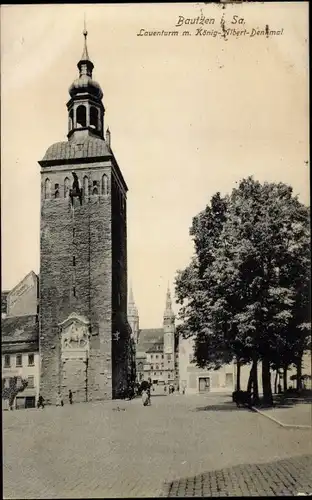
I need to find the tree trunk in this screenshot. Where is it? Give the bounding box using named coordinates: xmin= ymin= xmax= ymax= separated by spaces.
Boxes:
xmin=247 ymin=365 xmax=253 ymax=393
xmin=283 ymin=365 xmax=288 ymax=392
xmin=236 ymin=360 xmax=241 ymax=391
xmin=296 ymin=356 xmax=303 ymax=391
xmin=274 ymin=370 xmax=278 ymax=394
xmin=252 ymin=357 xmax=259 ymax=405
xmin=262 ymin=357 xmax=273 ymax=407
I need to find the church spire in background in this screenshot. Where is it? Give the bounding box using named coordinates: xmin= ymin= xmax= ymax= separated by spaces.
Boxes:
xmin=164 ymin=283 xmax=175 ymax=322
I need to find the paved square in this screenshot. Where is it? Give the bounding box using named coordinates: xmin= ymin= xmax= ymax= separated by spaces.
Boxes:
xmin=3 ymin=393 xmax=312 ymax=498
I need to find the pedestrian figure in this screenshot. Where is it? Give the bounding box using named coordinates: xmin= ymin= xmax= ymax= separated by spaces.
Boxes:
xmin=56 ymin=392 xmax=63 ymax=407
xmin=69 ymin=389 xmax=73 ymax=405
xmin=182 ymin=387 xmax=186 ymax=395
xmin=164 ymin=384 xmax=167 ymax=393
xmin=142 ymin=389 xmax=149 ymax=406
xmin=37 ymin=394 xmax=45 ymax=409
xmin=277 ymin=383 xmax=282 ymax=394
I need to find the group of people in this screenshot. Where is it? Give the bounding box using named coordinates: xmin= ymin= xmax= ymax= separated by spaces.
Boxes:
xmin=37 ymin=390 xmax=73 ymax=409
xmin=164 ymin=384 xmax=175 ymax=395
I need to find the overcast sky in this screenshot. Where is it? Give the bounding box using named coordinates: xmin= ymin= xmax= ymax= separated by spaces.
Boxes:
xmin=1 ymin=3 xmax=309 ymax=328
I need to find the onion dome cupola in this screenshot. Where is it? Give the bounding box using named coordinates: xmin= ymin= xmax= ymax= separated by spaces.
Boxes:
xmin=67 ymin=26 xmax=104 ymax=141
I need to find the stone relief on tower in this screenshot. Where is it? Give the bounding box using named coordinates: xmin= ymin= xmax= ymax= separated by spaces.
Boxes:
xmin=59 ymin=313 xmax=90 ymax=361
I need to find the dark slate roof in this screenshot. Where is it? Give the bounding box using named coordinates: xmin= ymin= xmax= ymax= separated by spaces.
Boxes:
xmin=137 ymin=328 xmax=164 ymax=353
xmin=1 ymin=291 xmax=9 ymax=314
xmin=41 ymin=136 xmax=112 ymax=163
xmin=146 ymin=341 xmax=164 ymax=353
xmin=1 ymin=315 xmax=39 ymax=344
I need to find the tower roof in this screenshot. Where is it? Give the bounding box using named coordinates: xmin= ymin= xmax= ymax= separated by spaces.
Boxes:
xmin=128 ymin=283 xmax=138 ymax=316
xmin=69 ymin=27 xmax=103 ymax=101
xmin=40 ymin=136 xmax=111 ymax=163
xmin=164 ymin=284 xmax=175 ymax=320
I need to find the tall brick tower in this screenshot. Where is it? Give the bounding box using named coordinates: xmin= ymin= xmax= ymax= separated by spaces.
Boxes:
xmin=39 ymin=28 xmax=129 ymax=403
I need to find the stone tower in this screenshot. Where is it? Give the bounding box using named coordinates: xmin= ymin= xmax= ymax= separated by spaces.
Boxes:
xmin=163 ymin=286 xmax=176 ymax=380
xmin=127 ymin=285 xmax=139 ymax=344
xmin=39 ymin=28 xmax=129 ymax=403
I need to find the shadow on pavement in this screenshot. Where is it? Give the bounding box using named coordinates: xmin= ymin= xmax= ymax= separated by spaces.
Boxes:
xmin=161 ymin=454 xmax=312 ymax=497
xmin=194 ymin=401 xmax=252 ymax=412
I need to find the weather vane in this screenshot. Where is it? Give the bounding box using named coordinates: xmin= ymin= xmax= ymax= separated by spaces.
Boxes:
xmin=83 ymin=13 xmax=87 ymax=37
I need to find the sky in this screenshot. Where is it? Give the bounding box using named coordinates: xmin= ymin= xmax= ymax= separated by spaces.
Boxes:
xmin=1 ymin=2 xmax=309 ymax=328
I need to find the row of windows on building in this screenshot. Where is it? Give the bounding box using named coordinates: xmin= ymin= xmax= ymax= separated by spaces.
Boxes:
xmin=3 ymin=353 xmax=35 ymax=368
xmin=149 ymin=353 xmax=176 ymax=360
xmin=2 ymin=375 xmax=35 ymax=389
xmin=44 ymin=174 xmax=109 ymax=199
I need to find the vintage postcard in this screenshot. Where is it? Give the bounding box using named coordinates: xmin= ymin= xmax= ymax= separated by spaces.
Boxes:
xmin=1 ymin=2 xmax=310 ymax=498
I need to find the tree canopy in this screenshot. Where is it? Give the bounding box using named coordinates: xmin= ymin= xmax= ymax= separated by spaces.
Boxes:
xmin=175 ymin=177 xmax=310 ymax=403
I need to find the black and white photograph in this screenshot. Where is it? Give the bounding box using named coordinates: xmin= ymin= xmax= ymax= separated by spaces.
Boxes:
xmin=1 ymin=2 xmax=311 ymax=498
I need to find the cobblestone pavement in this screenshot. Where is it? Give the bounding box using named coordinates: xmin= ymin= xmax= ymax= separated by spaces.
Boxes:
xmin=3 ymin=393 xmax=312 ymax=498
xmin=164 ymin=454 xmax=312 ymax=497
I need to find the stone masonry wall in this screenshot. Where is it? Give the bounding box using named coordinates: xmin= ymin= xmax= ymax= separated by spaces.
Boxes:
xmin=39 ymin=164 xmax=114 ymax=404
xmin=111 ymin=173 xmax=129 ymax=398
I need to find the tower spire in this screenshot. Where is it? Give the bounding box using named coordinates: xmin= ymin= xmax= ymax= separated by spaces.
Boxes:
xmin=164 ymin=283 xmax=175 ymax=322
xmin=81 ymin=15 xmax=90 ymax=62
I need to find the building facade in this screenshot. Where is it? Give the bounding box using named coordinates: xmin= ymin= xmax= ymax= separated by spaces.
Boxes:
xmin=131 ymin=286 xmax=179 ymax=387
xmin=39 ymin=29 xmax=130 ymax=404
xmin=179 ymin=336 xmax=312 ymax=395
xmin=2 ymin=273 xmax=40 ymax=409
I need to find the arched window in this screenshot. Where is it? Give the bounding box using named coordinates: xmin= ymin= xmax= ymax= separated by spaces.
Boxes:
xmin=90 ymin=107 xmax=98 ymax=130
xmin=156 ymin=364 xmax=159 ymax=370
xmin=92 ymin=180 xmax=98 ymax=195
xmin=64 ymin=177 xmax=70 ymax=198
xmin=83 ymin=176 xmax=89 ymax=197
xmin=101 ymin=174 xmax=109 ymax=195
xmin=76 ymin=105 xmax=86 ymax=128
xmin=44 ymin=178 xmax=51 ymax=199
xmin=69 ymin=109 xmax=74 ymax=131
xmin=54 ymin=183 xmax=60 ymax=199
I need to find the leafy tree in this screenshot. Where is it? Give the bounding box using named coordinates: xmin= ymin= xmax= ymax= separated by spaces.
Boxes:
xmin=176 ymin=177 xmax=310 ymax=406
xmin=2 ymin=377 xmax=28 ymax=409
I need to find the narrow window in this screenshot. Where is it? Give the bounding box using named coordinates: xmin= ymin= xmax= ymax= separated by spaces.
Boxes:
xmin=64 ymin=177 xmax=70 ymax=198
xmin=28 ymin=354 xmax=34 ymax=366
xmin=83 ymin=176 xmax=89 ymax=197
xmin=73 ymin=256 xmax=76 ymax=267
xmin=101 ymin=174 xmax=109 ymax=195
xmin=73 ymin=228 xmax=76 ymax=238
xmin=16 ymin=354 xmax=22 ymax=367
xmin=73 ymin=286 xmax=76 ymax=297
xmin=76 ymin=105 xmax=87 ymax=128
xmin=4 ymin=355 xmax=10 ymax=368
xmin=27 ymin=376 xmax=35 ymax=388
xmin=69 ymin=109 xmax=74 ymax=131
xmin=54 ymin=183 xmax=60 ymax=199
xmin=44 ymin=178 xmax=51 ymax=199
xmin=90 ymin=107 xmax=98 ymax=130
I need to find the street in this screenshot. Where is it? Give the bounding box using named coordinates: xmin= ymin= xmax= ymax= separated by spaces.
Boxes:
xmin=3 ymin=393 xmax=312 ymax=498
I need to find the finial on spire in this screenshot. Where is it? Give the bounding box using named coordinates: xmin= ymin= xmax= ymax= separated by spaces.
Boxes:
xmin=80 ymin=14 xmax=90 ymax=62
xmin=129 ymin=282 xmax=134 ymax=304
